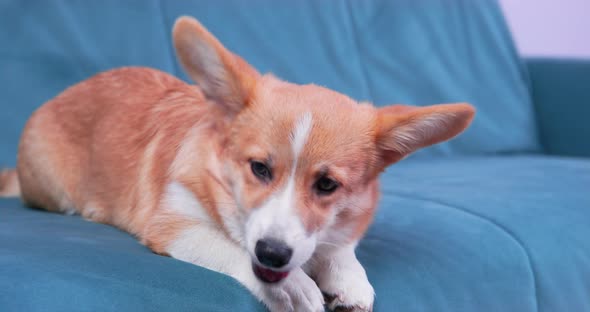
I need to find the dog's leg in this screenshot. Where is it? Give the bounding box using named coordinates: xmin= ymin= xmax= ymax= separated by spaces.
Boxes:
xmin=306 ymin=244 xmax=375 ymax=312
xmin=144 ymin=213 xmax=324 ymax=312
xmin=0 ymin=169 xmax=20 ymax=197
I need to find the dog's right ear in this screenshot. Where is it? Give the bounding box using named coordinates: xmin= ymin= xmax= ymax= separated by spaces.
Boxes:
xmin=173 ymin=16 xmax=260 ymax=114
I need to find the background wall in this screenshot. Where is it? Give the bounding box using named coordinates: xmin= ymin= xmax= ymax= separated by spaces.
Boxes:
xmin=498 ymin=0 xmax=590 ymax=58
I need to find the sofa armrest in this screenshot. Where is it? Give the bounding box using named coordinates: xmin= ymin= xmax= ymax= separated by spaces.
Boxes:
xmin=526 ymin=58 xmax=590 ymax=157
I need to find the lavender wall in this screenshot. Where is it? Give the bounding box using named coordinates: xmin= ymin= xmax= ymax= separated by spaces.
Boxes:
xmin=499 ymin=0 xmax=590 ymax=58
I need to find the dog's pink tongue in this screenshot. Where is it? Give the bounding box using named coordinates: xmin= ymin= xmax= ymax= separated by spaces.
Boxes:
xmin=253 ymin=264 xmax=289 ymax=283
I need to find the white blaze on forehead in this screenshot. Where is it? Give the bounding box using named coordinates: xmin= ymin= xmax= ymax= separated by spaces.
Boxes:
xmin=289 ymin=111 xmax=313 ymax=160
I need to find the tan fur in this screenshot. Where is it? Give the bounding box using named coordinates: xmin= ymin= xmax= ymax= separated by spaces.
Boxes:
xmin=6 ymin=16 xmax=475 ymax=302
xmin=143 ymin=210 xmax=199 ymax=255
xmin=0 ymin=169 xmax=20 ymax=197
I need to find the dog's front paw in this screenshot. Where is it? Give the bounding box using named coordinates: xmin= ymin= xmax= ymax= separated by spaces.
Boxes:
xmin=263 ymin=268 xmax=324 ymax=312
xmin=315 ymin=258 xmax=374 ymax=312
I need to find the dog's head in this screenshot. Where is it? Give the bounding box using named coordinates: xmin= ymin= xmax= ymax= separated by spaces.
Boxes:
xmin=173 ymin=16 xmax=475 ymax=283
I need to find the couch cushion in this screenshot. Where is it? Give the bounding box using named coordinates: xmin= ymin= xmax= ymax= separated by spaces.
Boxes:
xmin=377 ymin=155 xmax=590 ymax=311
xmin=161 ymin=0 xmax=541 ymax=156
xmin=0 ymin=0 xmax=176 ymax=167
xmin=0 ymin=0 xmax=538 ymax=167
xmin=0 ymin=199 xmax=266 ymax=312
xmin=3 ymin=155 xmax=587 ymax=311
xmin=345 ymin=1 xmax=540 ymax=156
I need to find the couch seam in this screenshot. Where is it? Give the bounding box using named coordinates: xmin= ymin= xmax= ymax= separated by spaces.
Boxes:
xmin=521 ymin=59 xmax=547 ymax=154
xmin=343 ymin=0 xmax=374 ymax=102
xmin=156 ymin=0 xmax=181 ymax=78
xmin=387 ymin=191 xmax=540 ymax=312
xmin=491 ymin=0 xmax=545 ymax=155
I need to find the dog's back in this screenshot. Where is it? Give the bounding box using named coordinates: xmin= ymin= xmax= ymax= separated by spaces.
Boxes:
xmin=11 ymin=67 xmax=205 ymax=234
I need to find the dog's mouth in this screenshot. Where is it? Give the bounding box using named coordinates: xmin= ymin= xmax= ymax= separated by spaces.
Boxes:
xmin=252 ymin=263 xmax=289 ymax=283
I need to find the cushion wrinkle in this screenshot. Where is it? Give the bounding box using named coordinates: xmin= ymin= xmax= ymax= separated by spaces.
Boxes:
xmin=386 ymin=191 xmax=539 ymax=312
xmin=343 ymin=0 xmax=373 ymax=103
xmin=157 ymin=0 xmax=181 ymax=78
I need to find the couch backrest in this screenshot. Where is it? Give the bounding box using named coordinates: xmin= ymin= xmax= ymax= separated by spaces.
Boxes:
xmin=0 ymin=0 xmax=540 ymax=166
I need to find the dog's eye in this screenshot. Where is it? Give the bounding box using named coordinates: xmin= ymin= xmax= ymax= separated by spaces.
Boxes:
xmin=314 ymin=176 xmax=339 ymax=195
xmin=250 ymin=161 xmax=272 ymax=182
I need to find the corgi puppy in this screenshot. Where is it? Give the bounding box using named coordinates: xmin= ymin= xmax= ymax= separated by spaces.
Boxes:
xmin=0 ymin=16 xmax=474 ymax=312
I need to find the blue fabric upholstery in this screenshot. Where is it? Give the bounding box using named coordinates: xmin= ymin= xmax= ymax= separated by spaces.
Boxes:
xmin=1 ymin=1 xmax=588 ymax=312
xmin=0 ymin=0 xmax=539 ymax=168
xmin=378 ymin=156 xmax=590 ymax=311
xmin=0 ymin=0 xmax=176 ymax=167
xmin=525 ymin=58 xmax=590 ymax=157
xmin=0 ymin=199 xmax=264 ymax=312
xmin=2 ymin=156 xmax=589 ymax=311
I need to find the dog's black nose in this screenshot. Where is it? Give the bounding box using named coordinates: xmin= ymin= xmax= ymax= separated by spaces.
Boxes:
xmin=255 ymin=238 xmax=293 ymax=268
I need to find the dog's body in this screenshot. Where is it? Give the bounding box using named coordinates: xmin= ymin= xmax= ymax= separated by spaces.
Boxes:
xmin=0 ymin=17 xmax=474 ymax=312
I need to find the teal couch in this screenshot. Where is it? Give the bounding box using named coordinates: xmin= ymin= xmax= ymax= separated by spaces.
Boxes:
xmin=1 ymin=1 xmax=589 ymax=311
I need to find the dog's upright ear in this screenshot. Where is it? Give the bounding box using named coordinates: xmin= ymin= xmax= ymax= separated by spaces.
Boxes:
xmin=375 ymin=103 xmax=475 ymax=165
xmin=173 ymin=16 xmax=260 ymax=114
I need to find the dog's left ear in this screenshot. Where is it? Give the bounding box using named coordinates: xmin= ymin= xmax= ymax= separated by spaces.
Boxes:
xmin=173 ymin=16 xmax=260 ymax=114
xmin=375 ymin=103 xmax=475 ymax=165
